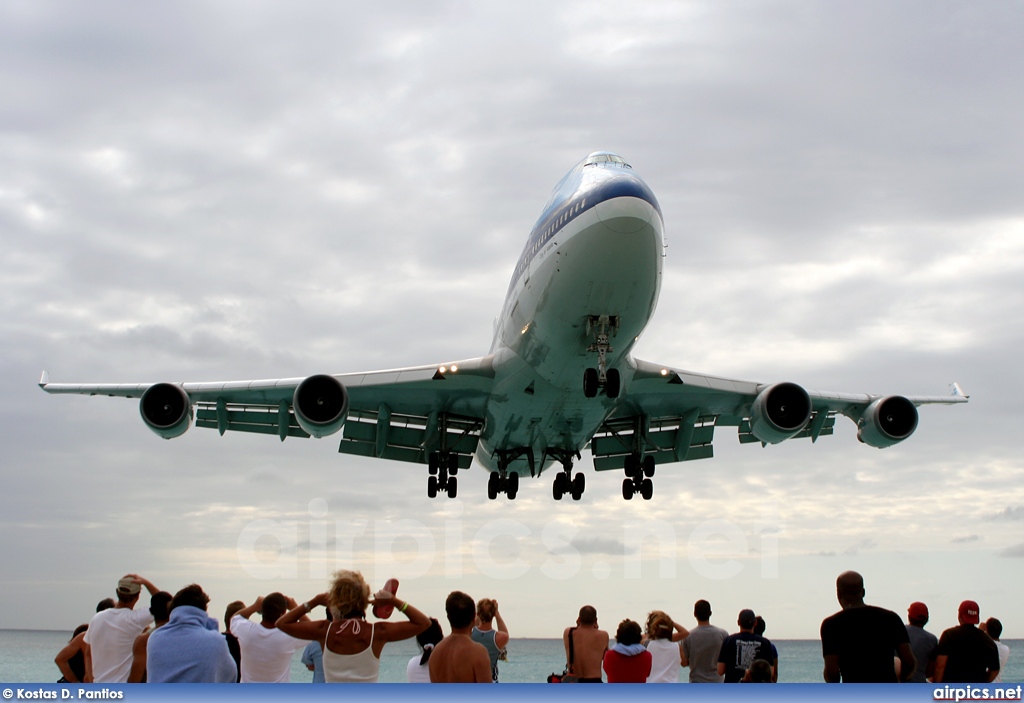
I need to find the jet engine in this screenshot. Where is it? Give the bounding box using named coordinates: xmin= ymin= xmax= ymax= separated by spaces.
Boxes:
xmin=749 ymin=382 xmax=812 ymax=444
xmin=857 ymin=395 xmax=918 ymax=448
xmin=293 ymin=374 xmax=349 ymax=438
xmin=140 ymin=383 xmax=193 ymax=439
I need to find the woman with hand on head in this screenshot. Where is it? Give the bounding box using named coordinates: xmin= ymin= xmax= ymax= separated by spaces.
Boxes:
xmin=276 ymin=570 xmax=430 ymax=683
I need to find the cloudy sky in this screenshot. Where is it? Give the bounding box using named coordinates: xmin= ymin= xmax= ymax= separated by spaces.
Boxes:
xmin=3 ymin=1 xmax=1024 ymax=641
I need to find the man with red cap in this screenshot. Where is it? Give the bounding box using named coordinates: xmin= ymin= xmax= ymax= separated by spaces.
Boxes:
xmin=906 ymin=602 xmax=938 ymax=683
xmin=933 ymin=600 xmax=1000 ymax=683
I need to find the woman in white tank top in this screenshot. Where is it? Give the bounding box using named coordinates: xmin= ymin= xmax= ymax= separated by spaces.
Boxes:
xmin=277 ymin=570 xmax=431 ymax=683
xmin=643 ymin=610 xmax=690 ymax=683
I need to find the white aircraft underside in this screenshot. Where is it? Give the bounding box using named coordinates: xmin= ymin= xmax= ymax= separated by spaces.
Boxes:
xmin=40 ymin=152 xmax=968 ymax=501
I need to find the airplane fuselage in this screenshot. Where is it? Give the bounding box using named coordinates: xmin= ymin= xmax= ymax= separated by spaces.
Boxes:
xmin=478 ymin=153 xmax=664 ymax=475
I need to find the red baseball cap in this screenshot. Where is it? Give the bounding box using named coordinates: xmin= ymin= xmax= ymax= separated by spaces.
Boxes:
xmin=958 ymin=600 xmax=980 ymax=624
xmin=908 ymin=602 xmax=929 ymax=620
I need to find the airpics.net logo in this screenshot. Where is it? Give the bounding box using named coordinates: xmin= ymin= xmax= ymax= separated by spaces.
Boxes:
xmin=235 ymin=499 xmax=783 ymax=582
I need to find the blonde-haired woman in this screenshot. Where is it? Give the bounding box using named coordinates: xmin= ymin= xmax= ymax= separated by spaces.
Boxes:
xmin=643 ymin=610 xmax=689 ymax=683
xmin=277 ymin=570 xmax=429 ymax=682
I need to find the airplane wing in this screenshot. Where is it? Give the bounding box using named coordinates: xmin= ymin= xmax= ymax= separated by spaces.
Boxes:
xmin=590 ymin=358 xmax=969 ymax=471
xmin=39 ymin=356 xmax=496 ymax=469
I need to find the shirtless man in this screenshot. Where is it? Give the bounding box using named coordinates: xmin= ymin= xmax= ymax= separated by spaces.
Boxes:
xmin=429 ymin=591 xmax=493 ymax=683
xmin=563 ymin=605 xmax=610 ymax=682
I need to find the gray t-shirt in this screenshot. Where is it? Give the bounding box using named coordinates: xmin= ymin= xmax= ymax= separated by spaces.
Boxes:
xmin=906 ymin=625 xmax=938 ymax=683
xmin=682 ymin=624 xmax=729 ymax=683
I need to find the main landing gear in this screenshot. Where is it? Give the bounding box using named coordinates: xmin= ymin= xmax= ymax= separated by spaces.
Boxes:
xmin=488 ymin=449 xmax=532 ymax=500
xmin=583 ymin=315 xmax=620 ymax=399
xmin=549 ymin=449 xmax=585 ymax=501
xmin=427 ymin=451 xmax=459 ymax=499
xmin=621 ymin=453 xmax=655 ymax=500
xmin=488 ymin=469 xmax=519 ymax=500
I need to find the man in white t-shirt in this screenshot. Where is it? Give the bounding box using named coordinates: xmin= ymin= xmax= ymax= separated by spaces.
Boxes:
xmin=83 ymin=574 xmax=160 ymax=683
xmin=982 ymin=617 xmax=1011 ymax=683
xmin=230 ymin=592 xmax=308 ymax=683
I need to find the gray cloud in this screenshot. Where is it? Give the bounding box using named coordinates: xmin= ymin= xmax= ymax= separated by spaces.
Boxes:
xmin=990 ymin=506 xmax=1024 ymax=522
xmin=570 ymin=537 xmax=637 ymax=556
xmin=951 ymin=535 xmax=981 ymax=544
xmin=999 ymin=544 xmax=1024 ymax=558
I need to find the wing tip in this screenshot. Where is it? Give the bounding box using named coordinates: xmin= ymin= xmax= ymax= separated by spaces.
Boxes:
xmin=951 ymin=382 xmax=970 ymax=399
xmin=39 ymin=370 xmax=50 ymax=388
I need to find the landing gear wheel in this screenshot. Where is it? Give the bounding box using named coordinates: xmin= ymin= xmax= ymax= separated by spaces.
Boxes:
xmin=488 ymin=472 xmax=499 ymax=500
xmin=643 ymin=455 xmax=655 ymax=477
xmin=552 ymin=473 xmax=566 ymax=500
xmin=640 ymin=478 xmax=653 ymax=500
xmin=507 ymin=472 xmax=519 ymax=500
xmin=428 ymin=453 xmax=439 ymax=475
xmin=448 ymin=454 xmax=459 ymax=474
xmin=427 ymin=475 xmax=438 ymax=498
xmin=622 ymin=478 xmax=634 ymax=500
xmin=605 ymin=368 xmax=621 ymax=398
xmin=624 ymin=454 xmax=640 ymax=478
xmin=571 ymin=472 xmax=585 ymax=500
xmin=447 ymin=476 xmax=458 ymax=498
xmin=583 ymin=367 xmax=599 ymax=398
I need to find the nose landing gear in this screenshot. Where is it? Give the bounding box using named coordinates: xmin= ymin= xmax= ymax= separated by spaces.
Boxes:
xmin=583 ymin=315 xmax=621 ymax=399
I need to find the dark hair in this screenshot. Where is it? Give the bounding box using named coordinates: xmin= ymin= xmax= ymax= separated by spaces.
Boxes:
xmin=116 ymin=591 xmax=138 ymax=605
xmin=746 ymin=659 xmax=773 ymax=683
xmin=224 ymin=600 xmax=245 ymax=629
xmin=615 ymin=619 xmax=642 ymax=647
xmin=150 ymin=591 xmax=174 ymax=621
xmin=170 ymin=584 xmax=210 ymax=612
xmin=71 ymin=624 xmax=88 ymax=641
xmin=694 ymin=600 xmax=712 ymax=621
xmin=96 ymin=598 xmax=115 ymax=613
xmin=986 ymin=617 xmax=1003 ymax=639
xmin=417 ymin=618 xmax=445 ymax=665
xmin=445 ymin=591 xmax=476 ymax=630
xmin=578 ymin=605 xmax=598 ymax=625
xmin=262 ymin=592 xmax=288 ymax=624
xmin=754 ymin=615 xmax=766 ymax=636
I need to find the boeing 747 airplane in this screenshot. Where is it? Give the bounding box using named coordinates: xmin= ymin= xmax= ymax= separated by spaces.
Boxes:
xmin=40 ymin=152 xmax=968 ymax=501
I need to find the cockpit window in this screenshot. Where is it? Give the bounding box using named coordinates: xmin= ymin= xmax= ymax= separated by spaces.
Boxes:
xmin=583 ymin=153 xmax=631 ymax=168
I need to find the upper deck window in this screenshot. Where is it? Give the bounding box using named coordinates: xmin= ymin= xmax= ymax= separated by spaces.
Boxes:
xmin=583 ymin=153 xmax=631 ymax=168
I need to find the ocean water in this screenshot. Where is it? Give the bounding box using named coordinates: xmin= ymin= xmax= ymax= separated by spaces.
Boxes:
xmin=3 ymin=630 xmax=1020 ymax=684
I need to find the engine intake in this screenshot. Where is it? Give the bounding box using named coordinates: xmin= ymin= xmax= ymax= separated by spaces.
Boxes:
xmin=140 ymin=383 xmax=193 ymax=439
xmin=857 ymin=396 xmax=918 ymax=448
xmin=293 ymin=374 xmax=349 ymax=438
xmin=749 ymin=382 xmax=812 ymax=444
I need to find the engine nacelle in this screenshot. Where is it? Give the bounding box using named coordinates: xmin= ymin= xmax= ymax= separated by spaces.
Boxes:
xmin=857 ymin=395 xmax=918 ymax=448
xmin=749 ymin=382 xmax=812 ymax=444
xmin=293 ymin=374 xmax=349 ymax=438
xmin=140 ymin=383 xmax=193 ymax=439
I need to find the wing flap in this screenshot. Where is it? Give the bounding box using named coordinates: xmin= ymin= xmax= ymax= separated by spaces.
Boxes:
xmin=338 ymin=409 xmax=481 ymax=467
xmin=195 ymin=404 xmax=311 ymax=439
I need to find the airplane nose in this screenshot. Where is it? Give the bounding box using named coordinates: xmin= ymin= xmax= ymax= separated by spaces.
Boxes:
xmin=594 ymin=173 xmax=658 ymax=233
xmin=596 ymin=196 xmax=656 ymax=233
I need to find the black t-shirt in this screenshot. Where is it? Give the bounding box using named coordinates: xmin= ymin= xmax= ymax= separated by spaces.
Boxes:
xmin=820 ymin=605 xmax=909 ymax=682
xmin=936 ymin=625 xmax=1000 ymax=683
xmin=718 ymin=632 xmax=774 ymax=683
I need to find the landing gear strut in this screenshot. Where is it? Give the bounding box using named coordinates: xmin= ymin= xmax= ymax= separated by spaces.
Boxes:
xmin=549 ymin=449 xmax=585 ymax=501
xmin=427 ymin=451 xmax=459 ymax=499
xmin=621 ymin=453 xmax=655 ymax=500
xmin=583 ymin=315 xmax=621 ymax=399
